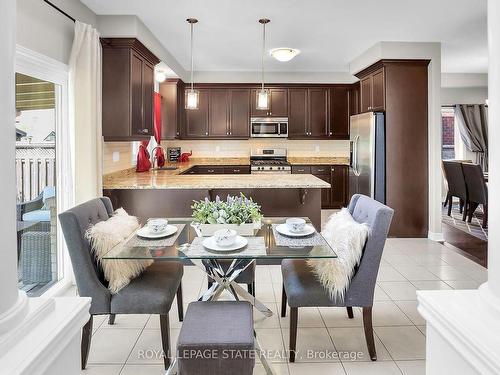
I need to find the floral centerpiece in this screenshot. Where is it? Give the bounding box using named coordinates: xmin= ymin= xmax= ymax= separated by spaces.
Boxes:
xmin=191 ymin=194 xmax=262 ymax=236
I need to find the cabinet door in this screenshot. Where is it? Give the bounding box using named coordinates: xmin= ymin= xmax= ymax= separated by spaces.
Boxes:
xmin=159 ymin=80 xmax=182 ymax=139
xmin=371 ymin=68 xmax=385 ymax=110
xmin=315 ymin=173 xmax=332 ymax=208
xmin=208 ymin=89 xmax=229 ymax=137
xmin=131 ymin=53 xmax=147 ymax=136
xmin=250 ymin=89 xmax=270 ymax=117
xmin=329 ymin=86 xmax=349 ymax=139
xmin=360 ymin=76 xmax=372 ymax=113
xmin=229 ymin=89 xmax=250 ymax=137
xmin=331 ymin=165 xmax=348 ymax=208
xmin=291 ymin=165 xmax=311 ymax=174
xmin=185 ymin=89 xmax=209 ymax=137
xmin=142 ymin=61 xmax=154 ymax=136
xmin=288 ymin=88 xmax=308 ymax=138
xmin=269 ymin=89 xmax=288 ymax=117
xmin=348 ymin=84 xmax=360 ymax=116
xmin=308 ymin=88 xmax=329 ymax=137
xmin=223 ymin=166 xmax=251 ymax=174
xmin=197 ymin=166 xmax=224 ymax=174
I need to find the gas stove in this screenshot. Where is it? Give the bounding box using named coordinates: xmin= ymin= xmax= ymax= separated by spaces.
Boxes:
xmin=250 ymin=148 xmax=291 ymax=174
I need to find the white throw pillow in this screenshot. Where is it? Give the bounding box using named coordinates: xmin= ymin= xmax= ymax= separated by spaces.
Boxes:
xmin=85 ymin=208 xmax=153 ymax=294
xmin=307 ymin=208 xmax=370 ymax=302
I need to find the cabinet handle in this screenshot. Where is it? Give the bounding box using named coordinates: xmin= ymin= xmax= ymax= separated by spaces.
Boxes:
xmin=317 ymin=169 xmax=325 ymax=172
xmin=206 ymin=132 xmax=208 ymax=135
xmin=270 ymin=112 xmax=272 ymax=115
xmin=207 ymin=169 xmax=215 ymax=173
xmin=226 ymin=131 xmax=229 ymax=135
xmin=331 ymin=167 xmax=335 ymax=172
xmin=329 ymin=132 xmax=332 ymax=136
xmin=234 ymin=169 xmax=240 ymax=172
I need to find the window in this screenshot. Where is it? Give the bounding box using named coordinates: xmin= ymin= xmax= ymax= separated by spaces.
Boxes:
xmin=441 ymin=107 xmax=455 ymax=160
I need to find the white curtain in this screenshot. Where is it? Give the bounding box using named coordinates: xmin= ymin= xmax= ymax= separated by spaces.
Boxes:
xmin=69 ymin=21 xmax=102 ymax=204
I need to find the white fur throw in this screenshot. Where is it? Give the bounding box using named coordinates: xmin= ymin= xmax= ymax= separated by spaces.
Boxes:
xmin=307 ymin=208 xmax=370 ymax=301
xmin=85 ymin=208 xmax=153 ymax=294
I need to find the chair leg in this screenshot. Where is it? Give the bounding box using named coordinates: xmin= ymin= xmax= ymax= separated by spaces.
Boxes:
xmin=462 ymin=200 xmax=469 ymax=221
xmin=108 ymin=314 xmax=115 ymax=325
xmin=346 ymin=306 xmax=354 ymax=319
xmin=459 ymin=198 xmax=464 ymax=214
xmin=444 ymin=192 xmax=449 ymax=207
xmin=81 ymin=315 xmax=93 ymax=370
xmin=176 ymin=283 xmax=184 ymax=322
xmin=289 ymin=307 xmax=298 ymax=363
xmin=362 ymin=307 xmax=377 ymax=361
xmin=468 ymin=202 xmax=479 ymax=223
xmin=160 ymin=314 xmax=171 ymax=370
xmin=281 ymin=284 xmax=287 ymax=318
xmin=447 ymin=195 xmax=453 ymax=216
xmin=482 ymin=204 xmax=488 ymax=228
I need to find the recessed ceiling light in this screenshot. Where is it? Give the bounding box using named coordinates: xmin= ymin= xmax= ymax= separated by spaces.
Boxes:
xmin=270 ymin=48 xmax=301 ymax=62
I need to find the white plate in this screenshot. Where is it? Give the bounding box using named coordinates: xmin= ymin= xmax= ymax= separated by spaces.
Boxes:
xmin=202 ymin=235 xmax=248 ymax=252
xmin=136 ymin=225 xmax=178 ymax=239
xmin=275 ymin=223 xmax=316 ymax=237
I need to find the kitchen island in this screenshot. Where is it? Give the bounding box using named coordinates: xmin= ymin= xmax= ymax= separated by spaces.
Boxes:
xmin=103 ymin=162 xmax=334 ymax=229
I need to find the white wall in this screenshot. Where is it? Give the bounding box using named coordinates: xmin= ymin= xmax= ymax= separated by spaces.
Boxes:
xmin=16 ymin=0 xmax=96 ymax=64
xmin=441 ymin=87 xmax=488 ymax=105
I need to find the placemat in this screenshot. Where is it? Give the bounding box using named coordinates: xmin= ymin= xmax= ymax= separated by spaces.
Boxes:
xmin=272 ymin=224 xmax=328 ymax=247
xmin=125 ymin=224 xmax=185 ymax=247
xmin=185 ymin=236 xmax=266 ymax=257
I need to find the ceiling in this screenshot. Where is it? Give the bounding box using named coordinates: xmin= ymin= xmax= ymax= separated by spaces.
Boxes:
xmin=82 ymin=0 xmax=488 ymax=74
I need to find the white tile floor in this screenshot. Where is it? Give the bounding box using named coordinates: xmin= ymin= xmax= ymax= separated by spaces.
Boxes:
xmin=70 ymin=235 xmax=487 ymax=375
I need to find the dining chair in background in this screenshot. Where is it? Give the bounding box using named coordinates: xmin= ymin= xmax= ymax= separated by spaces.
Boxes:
xmin=59 ymin=197 xmax=184 ymax=370
xmin=462 ymin=163 xmax=488 ymax=228
xmin=280 ymin=194 xmax=394 ymax=362
xmin=442 ymin=160 xmax=468 ymax=220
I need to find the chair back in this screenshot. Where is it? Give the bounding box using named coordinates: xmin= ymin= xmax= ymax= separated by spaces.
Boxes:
xmin=462 ymin=163 xmax=488 ymax=204
xmin=344 ymin=194 xmax=394 ymax=307
xmin=58 ymin=197 xmax=114 ymax=314
xmin=442 ymin=161 xmax=467 ymax=200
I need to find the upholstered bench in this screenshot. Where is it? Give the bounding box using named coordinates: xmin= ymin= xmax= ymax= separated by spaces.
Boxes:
xmin=177 ymin=301 xmax=255 ymax=375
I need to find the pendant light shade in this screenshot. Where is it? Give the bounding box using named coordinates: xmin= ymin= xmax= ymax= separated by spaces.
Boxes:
xmin=256 ymin=18 xmax=270 ymax=111
xmin=185 ymin=18 xmax=199 ymax=110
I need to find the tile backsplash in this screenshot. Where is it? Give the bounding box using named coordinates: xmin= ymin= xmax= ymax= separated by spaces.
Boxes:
xmin=102 ymin=139 xmax=350 ymax=174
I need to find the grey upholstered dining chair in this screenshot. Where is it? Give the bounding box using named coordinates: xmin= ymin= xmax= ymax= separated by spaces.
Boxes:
xmin=280 ymin=194 xmax=394 ymax=362
xmin=59 ymin=197 xmax=184 ymax=370
xmin=442 ymin=160 xmax=468 ymax=220
xmin=462 ymin=163 xmax=488 ymax=228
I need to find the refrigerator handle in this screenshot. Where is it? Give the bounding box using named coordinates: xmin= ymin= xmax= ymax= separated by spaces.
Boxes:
xmin=353 ymin=135 xmax=361 ymax=176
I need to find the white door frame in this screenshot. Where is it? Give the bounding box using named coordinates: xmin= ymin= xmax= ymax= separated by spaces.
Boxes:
xmin=16 ymin=45 xmax=75 ymax=296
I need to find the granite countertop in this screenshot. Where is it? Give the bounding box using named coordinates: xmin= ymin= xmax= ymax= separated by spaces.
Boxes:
xmin=102 ymin=156 xmax=349 ymax=190
xmin=103 ymin=172 xmax=331 ymax=190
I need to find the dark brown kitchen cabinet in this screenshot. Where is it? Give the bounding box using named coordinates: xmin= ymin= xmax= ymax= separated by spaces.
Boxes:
xmin=359 ymin=67 xmax=385 ymax=112
xmin=348 ymin=83 xmax=360 ymax=116
xmin=159 ymin=79 xmax=184 ymax=139
xmin=288 ymin=88 xmax=308 ymax=137
xmin=208 ymin=89 xmax=229 ymax=137
xmin=228 ymin=89 xmax=250 ymax=137
xmin=316 ymin=173 xmax=332 ymax=208
xmin=308 ymin=88 xmax=329 ymax=137
xmin=250 ymin=88 xmax=288 ymax=117
xmin=101 ymin=38 xmax=160 ymax=141
xmin=329 ymin=86 xmax=350 ymax=139
xmin=330 ymin=165 xmax=348 ymax=208
xmin=185 ymin=89 xmax=209 ymax=138
xmin=182 ymin=165 xmax=250 ymax=174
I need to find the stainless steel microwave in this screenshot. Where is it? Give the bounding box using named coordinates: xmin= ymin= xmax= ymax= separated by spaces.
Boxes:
xmin=250 ymin=117 xmax=288 ymax=138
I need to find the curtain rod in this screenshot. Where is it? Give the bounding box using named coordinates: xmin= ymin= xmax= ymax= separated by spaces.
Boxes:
xmin=43 ymin=0 xmax=76 ymax=23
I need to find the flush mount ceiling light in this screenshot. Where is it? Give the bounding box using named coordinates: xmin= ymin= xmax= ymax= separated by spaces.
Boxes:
xmin=185 ymin=18 xmax=199 ymax=110
xmin=256 ymin=18 xmax=270 ymax=111
xmin=155 ymin=71 xmax=167 ymax=83
xmin=270 ymin=48 xmax=301 ymax=62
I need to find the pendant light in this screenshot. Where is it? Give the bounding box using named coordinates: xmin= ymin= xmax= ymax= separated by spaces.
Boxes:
xmin=256 ymin=18 xmax=270 ymax=111
xmin=185 ymin=18 xmax=199 ymax=110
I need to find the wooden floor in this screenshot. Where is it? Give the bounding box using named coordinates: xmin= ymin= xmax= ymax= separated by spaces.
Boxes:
xmin=442 ymin=222 xmax=488 ymax=267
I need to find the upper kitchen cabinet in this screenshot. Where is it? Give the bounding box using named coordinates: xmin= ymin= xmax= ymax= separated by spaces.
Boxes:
xmin=101 ymin=38 xmax=160 ymax=141
xmin=250 ymin=88 xmax=288 ymax=117
xmin=308 ymin=88 xmax=329 ymax=137
xmin=228 ymin=89 xmax=250 ymax=138
xmin=288 ymin=88 xmax=308 ymax=137
xmin=159 ymin=79 xmax=184 ymax=140
xmin=329 ymin=86 xmax=350 ymax=139
xmin=359 ymin=67 xmax=385 ymax=112
xmin=184 ymin=88 xmax=210 ymax=138
xmin=208 ymin=89 xmax=230 ymax=137
xmin=348 ymin=82 xmax=360 ymax=116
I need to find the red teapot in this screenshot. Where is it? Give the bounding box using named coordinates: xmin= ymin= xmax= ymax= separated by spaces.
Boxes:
xmin=179 ymin=150 xmax=192 ymax=162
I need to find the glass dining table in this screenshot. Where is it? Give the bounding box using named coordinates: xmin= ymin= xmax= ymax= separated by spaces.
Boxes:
xmin=103 ymin=217 xmax=337 ymax=375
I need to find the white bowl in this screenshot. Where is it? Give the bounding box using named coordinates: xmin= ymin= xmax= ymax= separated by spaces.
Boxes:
xmin=286 ymin=217 xmax=306 ymax=233
xmin=147 ymin=218 xmax=169 ymax=234
xmin=213 ymin=228 xmax=238 ymax=247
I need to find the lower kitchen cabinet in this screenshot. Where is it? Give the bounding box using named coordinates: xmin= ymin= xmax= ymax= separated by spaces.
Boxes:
xmin=292 ymin=164 xmax=348 ymax=209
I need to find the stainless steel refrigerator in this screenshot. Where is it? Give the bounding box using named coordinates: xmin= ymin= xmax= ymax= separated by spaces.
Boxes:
xmin=349 ymin=112 xmax=386 ymax=203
